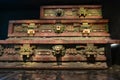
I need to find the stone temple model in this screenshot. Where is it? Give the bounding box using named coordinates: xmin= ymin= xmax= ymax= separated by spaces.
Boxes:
xmin=0 ymin=5 xmax=119 ymax=69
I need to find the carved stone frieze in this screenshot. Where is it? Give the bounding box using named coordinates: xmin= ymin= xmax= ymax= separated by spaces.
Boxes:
xmin=0 ymin=5 xmax=114 ymax=69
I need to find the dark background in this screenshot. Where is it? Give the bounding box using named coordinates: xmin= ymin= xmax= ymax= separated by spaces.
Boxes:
xmin=0 ymin=0 xmax=120 ymax=65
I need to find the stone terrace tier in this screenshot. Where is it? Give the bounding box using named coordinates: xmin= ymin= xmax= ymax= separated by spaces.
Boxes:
xmin=40 ymin=5 xmax=102 ymax=19
xmin=8 ymin=20 xmax=109 ymax=37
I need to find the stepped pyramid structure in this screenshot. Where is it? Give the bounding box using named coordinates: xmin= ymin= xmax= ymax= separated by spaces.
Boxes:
xmin=0 ymin=5 xmax=119 ymax=69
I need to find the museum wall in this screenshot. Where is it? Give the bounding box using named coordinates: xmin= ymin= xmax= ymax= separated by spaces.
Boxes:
xmin=0 ymin=0 xmax=120 ymax=65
